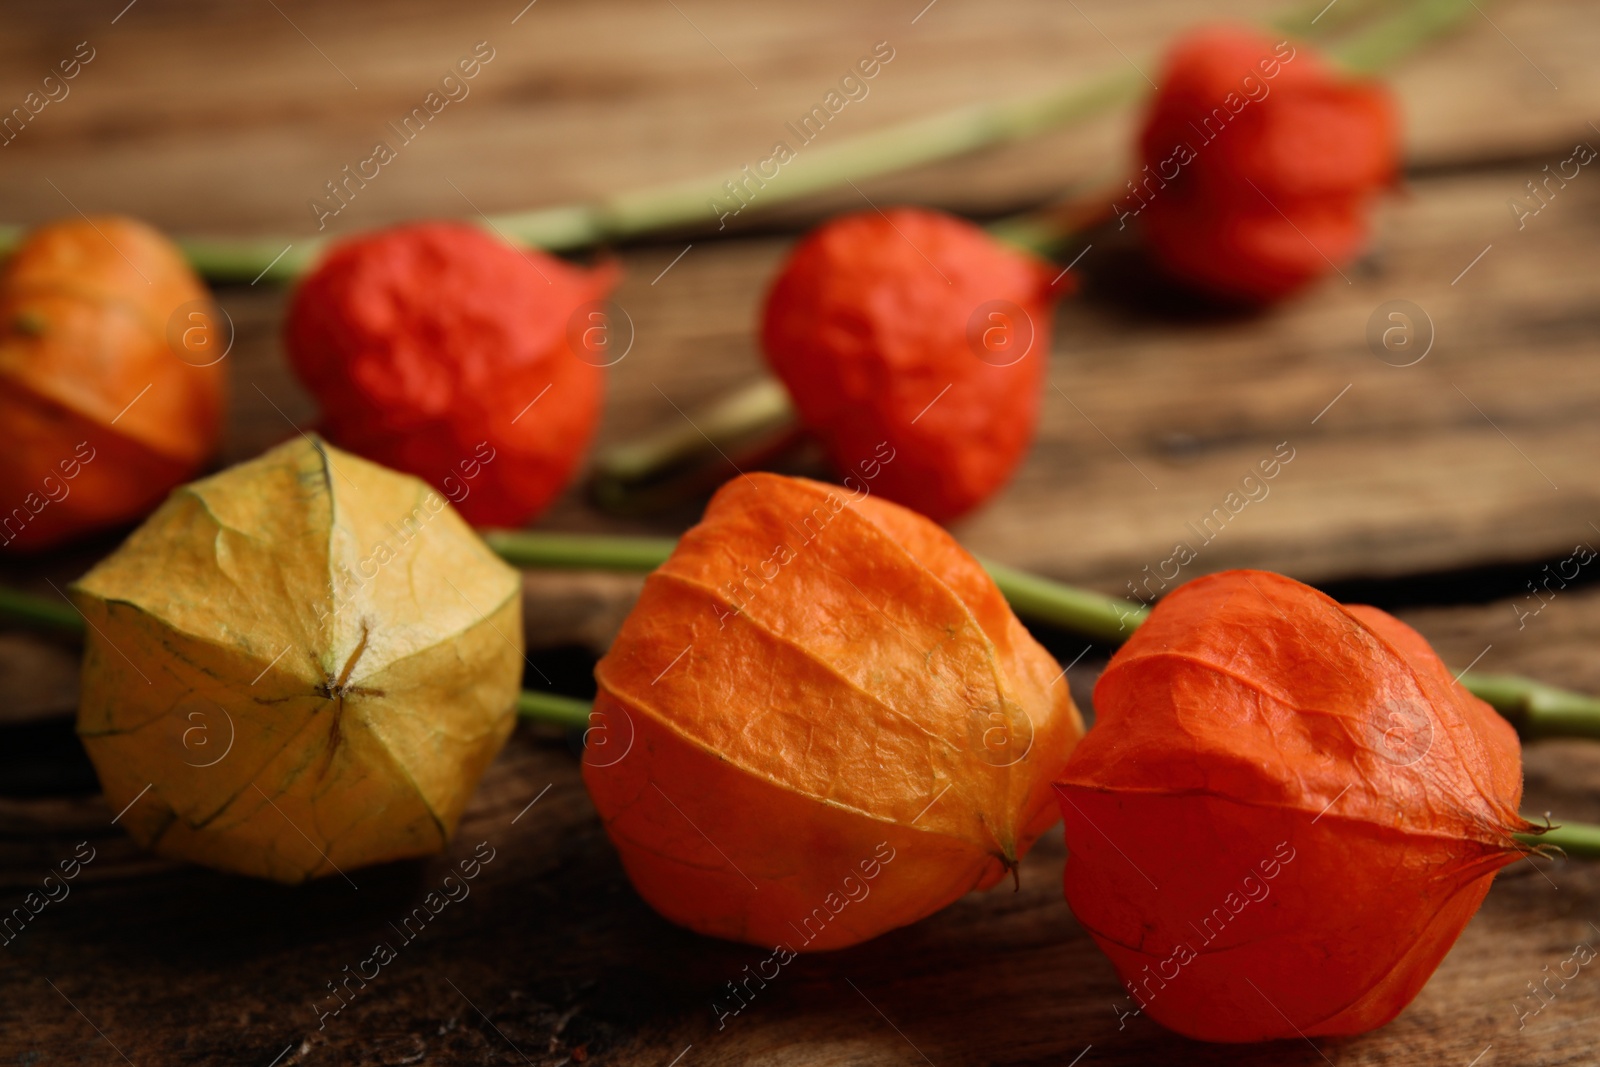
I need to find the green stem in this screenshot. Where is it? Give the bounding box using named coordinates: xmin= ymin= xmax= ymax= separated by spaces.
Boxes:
xmin=7 ymin=559 xmax=1600 ymax=850
xmin=589 ymin=379 xmax=803 ymax=516
xmin=1334 ymin=0 xmax=1479 ymax=76
xmin=435 ymin=0 xmax=1444 ymax=255
xmin=482 ymin=530 xmax=678 ymax=572
xmin=1516 ymin=821 xmax=1600 ymax=860
xmin=985 ymin=182 xmax=1116 ymax=258
xmin=483 ymin=529 xmax=1143 ymax=645
xmin=977 ymin=559 xmax=1149 ymax=644
xmin=0 ymin=63 xmax=1141 ymax=281
xmin=595 ymin=379 xmax=794 ymax=484
xmin=492 ymin=71 xmax=1145 ymax=254
xmin=179 ymin=237 xmax=327 ymax=286
xmin=0 ymin=0 xmax=1413 ymax=282
xmin=1459 ymin=673 xmax=1600 ymax=742
xmin=1275 ymin=0 xmax=1393 ymax=37
xmin=7 ymin=548 xmax=1593 ymax=742
xmin=487 ymin=532 xmax=1600 ymax=749
xmin=0 ymin=586 xmax=87 ymax=637
xmin=517 ymin=690 xmax=593 ymax=731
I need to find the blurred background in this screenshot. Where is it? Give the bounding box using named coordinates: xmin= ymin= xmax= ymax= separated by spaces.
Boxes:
xmin=4 ymin=0 xmax=1596 ymax=577
xmin=3 ymin=1 xmax=1599 ymax=1064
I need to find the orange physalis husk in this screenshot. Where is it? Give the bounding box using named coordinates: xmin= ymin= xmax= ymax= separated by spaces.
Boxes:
xmin=0 ymin=216 xmax=225 ymax=551
xmin=1056 ymin=570 xmax=1534 ymax=1042
xmin=585 ymin=473 xmax=1084 ymax=950
xmin=73 ymin=436 xmax=523 ymax=883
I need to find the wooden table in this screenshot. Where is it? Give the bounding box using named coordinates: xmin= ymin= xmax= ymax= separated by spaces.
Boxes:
xmin=3 ymin=1 xmax=1600 ymax=1063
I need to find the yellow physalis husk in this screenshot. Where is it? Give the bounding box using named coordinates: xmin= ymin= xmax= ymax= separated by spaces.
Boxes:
xmin=72 ymin=436 xmax=523 ymax=883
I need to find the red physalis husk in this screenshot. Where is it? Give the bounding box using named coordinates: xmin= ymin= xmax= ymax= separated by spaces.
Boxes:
xmin=285 ymin=222 xmax=617 ymax=527
xmin=1056 ymin=570 xmax=1534 ymax=1042
xmin=1135 ymin=27 xmax=1399 ymax=303
xmin=761 ymin=208 xmax=1067 ymax=523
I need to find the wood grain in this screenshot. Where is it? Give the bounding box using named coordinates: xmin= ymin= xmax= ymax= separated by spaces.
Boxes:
xmin=5 ymin=587 xmax=1600 ymax=1065
xmin=2 ymin=1 xmax=1599 ymax=1064
xmin=0 ymin=0 xmax=1594 ymax=237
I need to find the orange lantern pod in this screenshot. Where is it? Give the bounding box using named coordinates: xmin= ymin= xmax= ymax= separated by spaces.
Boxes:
xmin=1057 ymin=570 xmax=1532 ymax=1042
xmin=585 ymin=472 xmax=1083 ymax=950
xmin=0 ymin=217 xmax=225 ymax=550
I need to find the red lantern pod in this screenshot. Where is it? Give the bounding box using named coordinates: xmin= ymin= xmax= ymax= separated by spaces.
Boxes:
xmin=285 ymin=222 xmax=618 ymax=527
xmin=761 ymin=208 xmax=1066 ymax=523
xmin=1056 ymin=570 xmax=1532 ymax=1042
xmin=1134 ymin=27 xmax=1400 ymax=303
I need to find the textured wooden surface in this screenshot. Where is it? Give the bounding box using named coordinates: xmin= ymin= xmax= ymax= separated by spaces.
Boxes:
xmin=3 ymin=0 xmax=1600 ymax=1064
xmin=6 ymin=591 xmax=1600 ymax=1067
